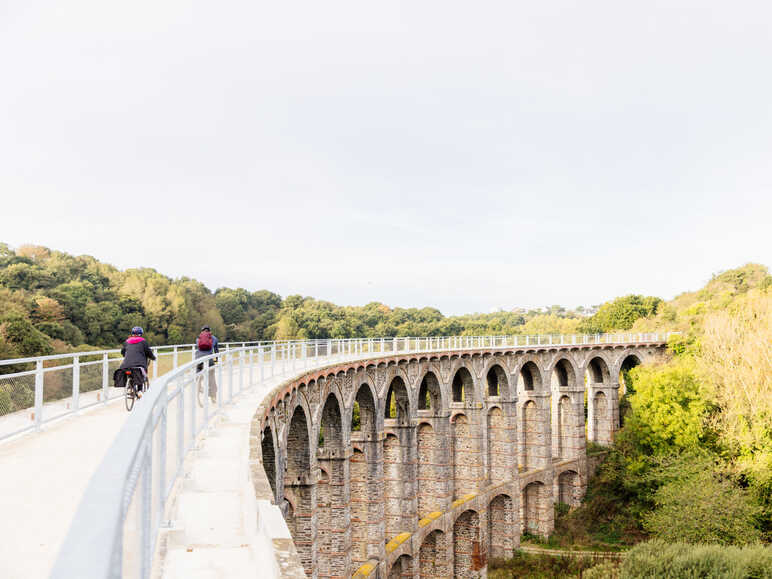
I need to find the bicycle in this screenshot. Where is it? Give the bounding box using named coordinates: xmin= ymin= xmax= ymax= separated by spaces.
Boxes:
xmin=123 ymin=368 xmax=149 ymax=412
xmin=196 ymin=360 xmax=218 ymax=408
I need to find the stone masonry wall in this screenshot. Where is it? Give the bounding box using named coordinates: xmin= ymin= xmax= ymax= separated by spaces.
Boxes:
xmin=252 ymin=342 xmax=666 ymax=577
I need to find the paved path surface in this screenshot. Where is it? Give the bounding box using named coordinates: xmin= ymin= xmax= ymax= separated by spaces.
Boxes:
xmin=0 ymin=397 xmax=130 ymax=579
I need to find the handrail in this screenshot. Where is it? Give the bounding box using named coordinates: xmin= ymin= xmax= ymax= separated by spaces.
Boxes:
xmin=50 ymin=332 xmax=673 ymax=579
xmin=0 ymin=333 xmax=674 ymax=442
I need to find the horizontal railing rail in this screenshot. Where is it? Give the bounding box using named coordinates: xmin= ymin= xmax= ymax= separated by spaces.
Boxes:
xmin=49 ymin=332 xmax=673 ymax=579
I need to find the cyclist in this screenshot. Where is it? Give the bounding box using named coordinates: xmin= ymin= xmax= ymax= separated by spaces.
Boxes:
xmin=195 ymin=325 xmax=219 ymax=400
xmin=119 ymin=326 xmax=156 ymax=397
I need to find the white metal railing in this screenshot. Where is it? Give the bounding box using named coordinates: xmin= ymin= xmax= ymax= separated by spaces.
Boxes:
xmin=47 ymin=332 xmax=672 ymax=579
xmin=0 ymin=339 xmax=266 ymax=441
xmin=0 ymin=333 xmax=672 ymax=442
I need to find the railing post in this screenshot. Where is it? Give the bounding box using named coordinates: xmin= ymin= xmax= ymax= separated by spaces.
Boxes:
xmin=173 ymin=346 xmax=178 ymax=370
xmin=34 ymin=360 xmax=44 ymax=429
xmin=229 ymin=353 xmax=235 ymax=401
xmin=239 ymin=350 xmax=245 ymax=394
xmin=72 ymin=355 xmax=80 ymax=412
xmin=152 ymin=349 xmax=158 ymax=378
xmin=101 ymin=353 xmax=109 ymax=403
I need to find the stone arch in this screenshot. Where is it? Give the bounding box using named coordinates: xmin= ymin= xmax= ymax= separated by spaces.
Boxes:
xmin=557 ymin=470 xmax=581 ymax=507
xmin=522 ymin=481 xmax=548 ymax=537
xmin=486 ymin=406 xmax=512 ymax=485
xmin=418 ymin=371 xmax=443 ymax=414
xmin=350 ymin=383 xmax=381 ymax=568
xmin=451 ymin=366 xmax=475 ymax=403
xmin=284 ymin=405 xmax=314 ymax=574
xmin=384 ymin=376 xmax=411 ymax=425
xmin=488 ymin=494 xmax=516 ymax=559
xmin=521 ymin=400 xmax=539 ymax=471
xmin=389 ymin=554 xmax=413 ymax=578
xmin=419 ymin=529 xmax=451 ymax=577
xmin=453 ymin=509 xmax=484 ymax=577
xmin=520 ymin=361 xmax=542 ymax=392
xmin=550 ymin=358 xmax=577 ymax=389
xmin=486 ymin=364 xmax=509 ymax=398
xmin=261 ymin=424 xmax=277 ymax=501
xmin=316 ymin=393 xmax=349 ymax=576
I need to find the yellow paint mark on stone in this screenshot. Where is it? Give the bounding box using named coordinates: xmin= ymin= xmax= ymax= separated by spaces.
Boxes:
xmin=418 ymin=511 xmax=443 ymax=527
xmin=451 ymin=493 xmax=477 ymax=508
xmin=385 ymin=532 xmax=412 ymax=553
xmin=353 ymin=563 xmax=375 ymax=577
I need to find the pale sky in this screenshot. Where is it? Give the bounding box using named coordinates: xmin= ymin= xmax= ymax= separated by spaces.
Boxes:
xmin=1 ymin=0 xmax=770 ymax=315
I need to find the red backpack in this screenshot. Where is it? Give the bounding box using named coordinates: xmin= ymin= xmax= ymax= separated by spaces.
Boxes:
xmin=198 ymin=330 xmax=213 ymax=350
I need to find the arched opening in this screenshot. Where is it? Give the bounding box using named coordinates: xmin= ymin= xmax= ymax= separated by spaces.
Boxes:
xmin=620 ymin=354 xmax=641 ymax=394
xmin=383 ymin=376 xmax=415 ymax=539
xmin=488 ymin=494 xmax=516 ymax=559
xmin=487 ymin=407 xmax=512 ymax=485
xmin=551 ymin=358 xmax=575 ymax=389
xmin=350 ymin=384 xmax=379 ymax=568
xmin=454 ymin=509 xmax=484 ymax=576
xmin=558 ymin=470 xmax=581 ymax=507
xmin=520 ymin=361 xmax=542 ymax=391
xmin=316 ymin=394 xmax=348 ymax=576
xmin=261 ymin=425 xmax=277 ymax=500
xmin=522 ymin=400 xmax=539 ymax=471
xmin=486 ymin=364 xmax=508 ymax=397
xmin=452 ymin=367 xmax=474 ymax=403
xmin=353 ymin=383 xmax=376 ymax=435
xmin=586 ymin=357 xmax=609 ymax=384
xmin=284 ymin=405 xmax=314 ymax=574
xmin=419 ymin=529 xmax=450 ymax=577
xmin=318 ymin=394 xmax=343 ymax=450
xmin=522 ymin=481 xmax=547 ymax=537
xmin=389 ymin=554 xmax=413 ymax=578
xmin=385 ymin=376 xmax=410 ymax=424
xmin=418 ymin=371 xmax=442 ymax=412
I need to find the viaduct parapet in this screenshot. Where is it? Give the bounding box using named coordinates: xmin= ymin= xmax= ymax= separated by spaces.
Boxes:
xmin=252 ymin=341 xmax=666 ymax=578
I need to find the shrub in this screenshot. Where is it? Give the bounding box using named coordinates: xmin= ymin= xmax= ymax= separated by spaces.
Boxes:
xmin=621 ymin=541 xmax=772 ymax=578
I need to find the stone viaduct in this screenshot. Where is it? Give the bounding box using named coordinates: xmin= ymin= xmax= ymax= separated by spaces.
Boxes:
xmin=251 ymin=341 xmax=665 ymax=578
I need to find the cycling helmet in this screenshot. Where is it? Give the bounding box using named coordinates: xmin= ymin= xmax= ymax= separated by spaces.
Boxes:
xmin=201 ymin=325 xmax=211 ymax=332
xmin=131 ymin=326 xmax=144 ymax=336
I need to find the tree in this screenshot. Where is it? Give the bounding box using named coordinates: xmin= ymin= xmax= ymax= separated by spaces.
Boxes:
xmin=579 ymin=295 xmax=661 ymax=333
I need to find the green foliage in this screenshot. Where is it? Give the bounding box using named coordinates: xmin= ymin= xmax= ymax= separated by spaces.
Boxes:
xmin=621 ymin=540 xmax=772 ymax=578
xmin=643 ymin=458 xmax=763 ymax=545
xmin=621 ymin=360 xmax=714 ymax=454
xmin=578 ymin=295 xmax=661 ymax=333
xmin=488 ymin=551 xmax=598 ymax=578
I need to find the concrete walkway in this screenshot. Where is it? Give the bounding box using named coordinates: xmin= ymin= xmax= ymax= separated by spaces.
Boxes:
xmin=0 ymin=397 xmax=130 ymax=579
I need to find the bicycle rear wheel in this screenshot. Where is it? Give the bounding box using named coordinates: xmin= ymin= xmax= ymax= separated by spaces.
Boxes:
xmin=125 ymin=383 xmax=135 ymax=411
